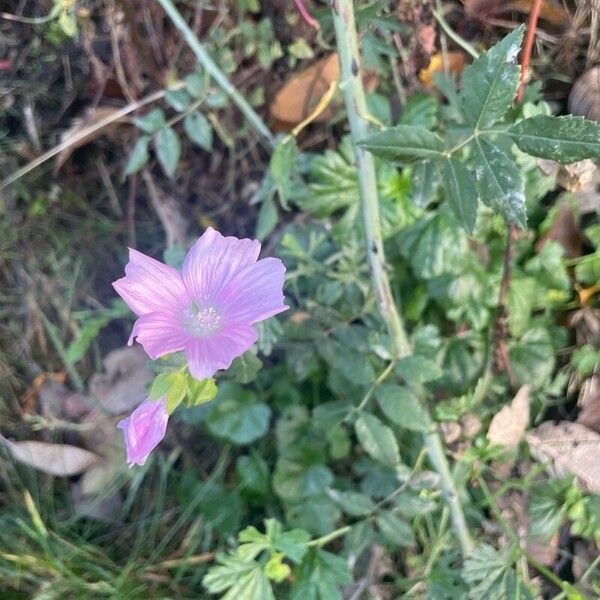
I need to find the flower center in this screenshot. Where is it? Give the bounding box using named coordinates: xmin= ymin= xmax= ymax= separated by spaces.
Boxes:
xmin=182 ymin=303 xmax=222 ymax=336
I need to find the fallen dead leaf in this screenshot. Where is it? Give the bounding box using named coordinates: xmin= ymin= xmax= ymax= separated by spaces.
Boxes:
xmin=487 ymin=385 xmax=530 ymax=450
xmin=577 ymin=373 xmax=600 ymax=434
xmin=527 ymin=421 xmax=600 ymax=493
xmin=54 ymin=106 xmax=126 ymax=174
xmin=419 ymin=51 xmax=466 ymax=88
xmin=0 ymin=435 xmax=101 ymax=476
xmin=270 ymin=54 xmax=340 ymax=127
xmin=569 ymin=66 xmax=600 ymax=123
xmin=89 ymin=346 xmax=153 ymax=414
xmin=557 ymin=160 xmax=598 ymax=193
xmin=465 ymin=0 xmax=569 ymax=28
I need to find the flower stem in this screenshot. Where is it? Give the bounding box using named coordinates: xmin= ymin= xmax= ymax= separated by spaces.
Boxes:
xmin=331 ymin=0 xmax=474 ymax=559
xmin=155 ymin=0 xmax=275 ymax=148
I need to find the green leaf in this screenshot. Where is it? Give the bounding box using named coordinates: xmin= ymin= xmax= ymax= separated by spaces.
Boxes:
xmin=270 ymin=137 xmax=298 ymax=208
xmin=318 ymin=339 xmax=374 ymax=386
xmin=410 ymin=160 xmax=439 ymax=208
xmin=472 ymin=138 xmax=526 ymax=227
xmin=398 ymin=207 xmax=468 ymax=279
xmin=124 ymin=136 xmax=150 ymax=175
xmin=509 ymin=115 xmax=600 ymax=163
xmin=236 ymin=453 xmax=270 ymax=498
xmin=154 ymin=127 xmax=181 ymax=178
xmin=575 ymin=250 xmax=600 ymax=284
xmin=528 ymin=477 xmax=572 ymax=540
xmin=229 ymin=351 xmax=263 ymax=384
xmin=273 ymin=454 xmax=333 ymax=501
xmin=186 ymin=377 xmax=217 ymax=407
xmin=148 ymin=371 xmax=188 ymax=412
xmin=184 ymin=112 xmax=213 ymax=151
xmin=508 ymin=328 xmax=555 ymax=389
xmin=359 ymin=125 xmax=445 ymax=161
xmin=442 ymin=157 xmax=478 ymax=233
xmin=375 ymin=511 xmax=415 ymax=547
xmin=290 ymin=549 xmax=352 ymax=600
xmin=571 ymin=345 xmax=600 ymax=376
xmin=185 ymin=72 xmax=205 ymax=97
xmin=255 ymin=195 xmax=278 ymax=241
xmin=329 ymin=490 xmax=375 ymax=517
xmin=203 ymin=554 xmax=275 ymax=600
xmin=205 ymin=382 xmax=271 ymax=444
xmin=460 ymin=26 xmax=523 ymax=129
xmin=395 ymin=354 xmax=442 ymax=385
xmin=355 ymin=413 xmax=400 ymax=467
xmin=399 ymin=93 xmax=438 ymax=129
xmin=135 ymin=108 xmax=166 ymax=134
xmin=165 ymin=89 xmax=191 ymax=111
xmin=375 ymin=383 xmax=430 ymax=431
xmin=238 ymin=519 xmax=310 ymax=563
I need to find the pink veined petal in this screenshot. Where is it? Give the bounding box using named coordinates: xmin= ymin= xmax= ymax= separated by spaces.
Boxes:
xmin=117 ymin=398 xmax=168 ymax=467
xmin=185 ymin=324 xmax=259 ymax=379
xmin=219 ymin=257 xmax=288 ymax=325
xmin=181 ymin=227 xmax=261 ymax=303
xmin=128 ymin=311 xmax=190 ymax=360
xmin=113 ymin=248 xmax=188 ymax=316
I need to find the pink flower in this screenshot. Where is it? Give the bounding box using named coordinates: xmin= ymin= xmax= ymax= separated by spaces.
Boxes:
xmin=113 ymin=227 xmax=288 ymax=379
xmin=118 ymin=398 xmax=169 ymax=467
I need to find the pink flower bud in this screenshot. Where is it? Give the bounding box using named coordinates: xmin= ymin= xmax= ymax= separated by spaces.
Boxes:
xmin=117 ymin=398 xmax=168 ymax=467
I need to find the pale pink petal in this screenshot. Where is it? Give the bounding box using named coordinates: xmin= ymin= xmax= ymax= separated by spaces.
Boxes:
xmin=128 ymin=312 xmax=189 ymax=359
xmin=185 ymin=324 xmax=258 ymax=379
xmin=181 ymin=227 xmax=261 ymax=302
xmin=113 ymin=248 xmax=188 ymax=316
xmin=219 ymin=257 xmax=288 ymax=325
xmin=118 ymin=398 xmax=168 ymax=467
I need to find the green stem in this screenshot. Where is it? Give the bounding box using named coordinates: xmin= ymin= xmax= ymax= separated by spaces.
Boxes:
xmin=155 ymin=0 xmax=274 ymax=148
xmin=331 ymin=0 xmax=474 ymax=560
xmin=308 ymin=525 xmax=352 ymax=547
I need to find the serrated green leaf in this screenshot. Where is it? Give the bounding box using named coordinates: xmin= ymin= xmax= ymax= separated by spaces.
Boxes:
xmin=165 ymin=89 xmax=191 ymax=111
xmin=205 ymin=382 xmax=270 ymax=444
xmin=508 ymin=328 xmax=555 ymax=389
xmin=509 ymin=115 xmax=600 ymax=163
xmin=203 ymin=554 xmax=274 ymax=600
xmin=442 ymin=157 xmax=478 ymax=233
xmin=124 ymin=136 xmax=150 ymax=175
xmin=395 ymin=354 xmax=442 ymax=385
xmin=329 ymin=490 xmax=375 ymax=516
xmin=186 ymin=377 xmax=217 ymax=407
xmin=411 ymin=159 xmax=439 ymax=208
xmin=154 ymin=126 xmax=181 ymax=178
xmin=290 ymin=549 xmax=352 ymax=600
xmin=375 ymin=511 xmax=415 ymax=547
xmin=399 ymin=93 xmax=438 ymax=129
xmin=359 ymin=125 xmax=445 ymax=161
xmin=355 ymin=413 xmax=400 ymax=467
xmin=135 ymin=108 xmax=166 ymax=134
xmin=460 ymin=26 xmax=523 ymax=129
xmin=472 ymin=137 xmax=526 ymax=227
xmin=184 ymin=112 xmax=213 ymax=151
xmin=375 ymin=383 xmax=430 ymax=431
xmin=270 ymin=137 xmax=298 ymax=208
xmin=273 ymin=454 xmax=333 ymax=501
xmin=318 ymin=339 xmax=374 ymax=386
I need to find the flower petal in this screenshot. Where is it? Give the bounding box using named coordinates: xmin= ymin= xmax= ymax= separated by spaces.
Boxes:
xmin=219 ymin=257 xmax=288 ymax=325
xmin=118 ymin=398 xmax=168 ymax=467
xmin=129 ymin=311 xmax=189 ymax=360
xmin=113 ymin=248 xmax=188 ymax=316
xmin=185 ymin=324 xmax=258 ymax=379
xmin=181 ymin=227 xmax=261 ymax=302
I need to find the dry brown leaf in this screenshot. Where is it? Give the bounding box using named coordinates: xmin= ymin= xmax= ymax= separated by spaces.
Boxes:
xmin=527 ymin=421 xmax=600 ymax=493
xmin=465 ymin=0 xmax=569 ymax=28
xmin=577 ymin=374 xmax=600 ymax=433
xmin=89 ymin=346 xmax=153 ymax=414
xmin=0 ymin=436 xmax=101 ymax=476
xmin=569 ymin=67 xmax=600 ymax=123
xmin=418 ymin=52 xmax=466 ymax=87
xmin=54 ymin=106 xmax=126 ymax=173
xmin=557 ymin=160 xmax=598 ymax=193
xmin=487 ymin=385 xmax=530 ymax=449
xmin=270 ymin=54 xmax=340 ymax=126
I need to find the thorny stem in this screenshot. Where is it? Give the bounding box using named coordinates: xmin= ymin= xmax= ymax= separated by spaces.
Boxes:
xmin=331 ymin=0 xmax=474 ymax=559
xmin=492 ymin=0 xmax=543 ymax=379
xmin=155 ymin=0 xmax=274 ymax=148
